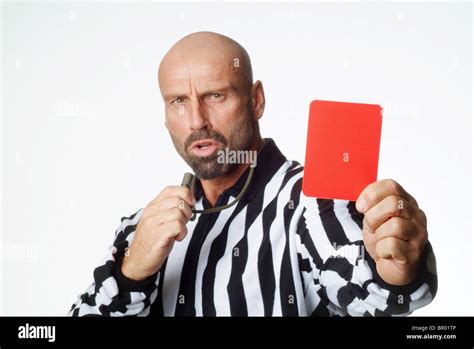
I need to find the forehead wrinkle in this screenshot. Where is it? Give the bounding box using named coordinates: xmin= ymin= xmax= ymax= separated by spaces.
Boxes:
xmin=163 ymin=59 xmax=235 ymax=98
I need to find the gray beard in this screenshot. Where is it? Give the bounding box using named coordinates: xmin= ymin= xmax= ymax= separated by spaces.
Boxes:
xmin=186 ymin=151 xmax=237 ymax=180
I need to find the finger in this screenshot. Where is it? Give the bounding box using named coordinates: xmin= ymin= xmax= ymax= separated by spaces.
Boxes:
xmin=148 ymin=196 xmax=193 ymax=221
xmin=374 ymin=217 xmax=417 ymax=243
xmin=405 ymin=207 xmax=428 ymax=248
xmin=415 ymin=207 xmax=428 ymax=231
xmin=175 ymin=224 xmax=188 ymax=242
xmin=375 ymin=237 xmax=415 ymax=265
xmin=356 ymin=179 xmax=416 ymax=213
xmin=175 ymin=198 xmax=193 ymax=221
xmin=153 ymin=186 xmax=196 ymax=207
xmin=364 ymin=195 xmax=413 ymax=230
xmin=157 ymin=207 xmax=189 ymax=226
xmin=158 ymin=219 xmax=188 ymax=242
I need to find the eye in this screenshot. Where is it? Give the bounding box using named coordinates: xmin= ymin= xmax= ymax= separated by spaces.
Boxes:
xmin=209 ymin=93 xmax=223 ymax=100
xmin=171 ymin=97 xmax=184 ymax=104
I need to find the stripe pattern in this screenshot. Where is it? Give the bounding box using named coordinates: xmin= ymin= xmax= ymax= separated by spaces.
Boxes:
xmin=69 ymin=139 xmax=437 ymax=316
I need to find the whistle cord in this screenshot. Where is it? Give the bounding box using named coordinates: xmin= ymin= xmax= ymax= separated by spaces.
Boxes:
xmin=192 ymin=165 xmax=255 ymax=215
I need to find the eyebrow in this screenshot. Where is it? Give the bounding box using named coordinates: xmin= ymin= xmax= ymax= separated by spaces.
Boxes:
xmin=163 ymin=85 xmax=237 ymax=102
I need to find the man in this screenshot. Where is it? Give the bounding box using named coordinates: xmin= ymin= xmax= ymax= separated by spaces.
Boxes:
xmin=69 ymin=31 xmax=437 ymax=316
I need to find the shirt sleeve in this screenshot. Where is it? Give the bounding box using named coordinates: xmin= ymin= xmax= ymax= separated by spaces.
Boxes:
xmin=68 ymin=209 xmax=160 ymax=317
xmin=295 ymin=197 xmax=438 ymax=316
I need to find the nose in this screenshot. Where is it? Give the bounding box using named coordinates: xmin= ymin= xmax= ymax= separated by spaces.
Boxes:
xmin=188 ymin=97 xmax=209 ymax=131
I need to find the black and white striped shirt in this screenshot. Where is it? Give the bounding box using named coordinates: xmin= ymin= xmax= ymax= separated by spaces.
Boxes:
xmin=69 ymin=139 xmax=437 ymax=316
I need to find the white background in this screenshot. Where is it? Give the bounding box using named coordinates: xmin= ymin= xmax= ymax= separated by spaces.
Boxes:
xmin=1 ymin=1 xmax=472 ymax=316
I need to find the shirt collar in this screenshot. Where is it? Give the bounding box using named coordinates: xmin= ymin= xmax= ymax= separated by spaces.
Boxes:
xmin=193 ymin=138 xmax=287 ymax=203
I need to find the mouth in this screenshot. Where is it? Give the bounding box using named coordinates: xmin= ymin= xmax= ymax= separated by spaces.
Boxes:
xmin=189 ymin=139 xmax=220 ymax=157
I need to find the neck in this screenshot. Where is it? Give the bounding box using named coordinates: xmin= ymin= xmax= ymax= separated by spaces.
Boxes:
xmin=200 ymin=137 xmax=264 ymax=207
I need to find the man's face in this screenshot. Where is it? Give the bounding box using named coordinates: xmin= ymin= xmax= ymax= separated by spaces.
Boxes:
xmin=159 ymin=52 xmax=254 ymax=180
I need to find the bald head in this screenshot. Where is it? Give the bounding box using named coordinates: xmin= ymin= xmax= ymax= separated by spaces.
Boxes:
xmin=158 ymin=31 xmax=265 ymax=180
xmin=158 ymin=31 xmax=253 ymax=94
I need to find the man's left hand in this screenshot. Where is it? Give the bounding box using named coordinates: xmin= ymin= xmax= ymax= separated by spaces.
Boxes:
xmin=356 ymin=179 xmax=428 ymax=286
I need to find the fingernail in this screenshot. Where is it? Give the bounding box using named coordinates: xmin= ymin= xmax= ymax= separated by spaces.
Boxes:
xmin=356 ymin=198 xmax=367 ymax=213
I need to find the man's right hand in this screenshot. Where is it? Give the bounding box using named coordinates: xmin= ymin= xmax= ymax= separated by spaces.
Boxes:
xmin=121 ymin=186 xmax=195 ymax=281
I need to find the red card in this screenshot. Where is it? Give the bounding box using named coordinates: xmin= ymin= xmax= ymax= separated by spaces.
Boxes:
xmin=302 ymin=100 xmax=383 ymax=201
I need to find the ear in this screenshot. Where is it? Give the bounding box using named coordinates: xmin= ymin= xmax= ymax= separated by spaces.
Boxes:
xmin=251 ymin=80 xmax=265 ymax=121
